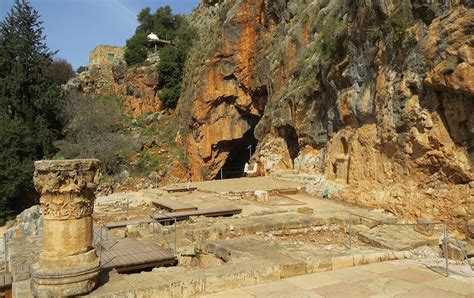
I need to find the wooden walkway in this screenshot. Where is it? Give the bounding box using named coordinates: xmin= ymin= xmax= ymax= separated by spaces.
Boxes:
xmin=152 ymin=206 xmax=242 ymax=223
xmin=153 ymin=198 xmax=198 ymax=212
xmin=95 ymin=231 xmax=176 ymax=273
xmin=163 ymin=186 xmax=197 ymax=193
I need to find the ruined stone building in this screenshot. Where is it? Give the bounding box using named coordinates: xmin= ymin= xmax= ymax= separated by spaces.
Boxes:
xmin=89 ymin=45 xmax=124 ymax=66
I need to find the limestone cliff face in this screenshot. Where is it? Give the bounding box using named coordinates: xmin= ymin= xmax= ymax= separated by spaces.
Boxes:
xmin=67 ymin=63 xmax=162 ymax=117
xmin=179 ymin=0 xmax=473 ymax=223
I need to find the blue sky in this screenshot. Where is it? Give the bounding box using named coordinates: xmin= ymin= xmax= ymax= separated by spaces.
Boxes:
xmin=0 ymin=0 xmax=200 ymax=69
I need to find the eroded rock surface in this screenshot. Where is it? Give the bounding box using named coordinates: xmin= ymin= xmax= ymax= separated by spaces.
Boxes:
xmin=67 ymin=62 xmax=162 ymax=117
xmin=178 ymin=0 xmax=473 ymax=224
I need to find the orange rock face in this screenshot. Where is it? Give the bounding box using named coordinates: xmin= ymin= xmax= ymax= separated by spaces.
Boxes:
xmin=68 ymin=63 xmax=162 ymax=117
xmin=180 ymin=1 xmax=473 ymax=225
xmin=179 ymin=0 xmax=273 ymax=180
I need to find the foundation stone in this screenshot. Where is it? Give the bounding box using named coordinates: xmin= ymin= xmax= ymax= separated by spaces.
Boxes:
xmin=31 ymin=159 xmax=101 ymax=297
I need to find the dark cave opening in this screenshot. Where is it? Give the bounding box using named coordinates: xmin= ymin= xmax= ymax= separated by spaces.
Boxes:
xmin=277 ymin=125 xmax=300 ymax=163
xmin=215 ymin=128 xmax=258 ymax=179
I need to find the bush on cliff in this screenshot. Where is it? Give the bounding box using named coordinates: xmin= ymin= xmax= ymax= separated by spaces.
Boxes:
xmin=157 ymin=20 xmax=196 ymax=108
xmin=124 ymin=6 xmax=196 ymax=108
xmin=124 ymin=6 xmax=183 ymax=67
xmin=0 ymin=0 xmax=63 ymax=223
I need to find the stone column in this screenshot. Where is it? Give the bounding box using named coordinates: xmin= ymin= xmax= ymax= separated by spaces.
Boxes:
xmin=31 ymin=159 xmax=101 ymax=297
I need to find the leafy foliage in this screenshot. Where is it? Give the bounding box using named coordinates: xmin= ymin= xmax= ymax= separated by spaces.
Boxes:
xmin=56 ymin=92 xmax=136 ymax=175
xmin=0 ymin=0 xmax=62 ymax=223
xmin=124 ymin=32 xmax=149 ymax=66
xmin=47 ymin=57 xmax=75 ymax=86
xmin=316 ymin=16 xmax=348 ymax=62
xmin=157 ymin=21 xmax=196 ymax=108
xmin=124 ymin=6 xmax=196 ymax=108
xmin=76 ymin=65 xmax=89 ymax=73
xmin=124 ymin=6 xmax=186 ymax=67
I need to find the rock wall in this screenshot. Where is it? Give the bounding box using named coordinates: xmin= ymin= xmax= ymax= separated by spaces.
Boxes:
xmin=67 ymin=62 xmax=162 ymax=117
xmin=178 ymin=0 xmax=473 ymax=224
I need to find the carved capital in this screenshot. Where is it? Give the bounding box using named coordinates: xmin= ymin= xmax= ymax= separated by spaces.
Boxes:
xmin=34 ymin=160 xmax=101 ymax=219
xmin=40 ymin=194 xmax=94 ymax=220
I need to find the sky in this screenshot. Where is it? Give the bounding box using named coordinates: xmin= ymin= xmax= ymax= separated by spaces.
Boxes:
xmin=0 ymin=0 xmax=200 ymax=69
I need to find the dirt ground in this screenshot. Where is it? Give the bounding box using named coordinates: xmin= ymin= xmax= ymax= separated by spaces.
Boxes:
xmin=253 ymin=225 xmax=372 ymax=250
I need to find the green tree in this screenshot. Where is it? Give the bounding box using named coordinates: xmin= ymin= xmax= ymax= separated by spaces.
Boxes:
xmin=124 ymin=5 xmax=196 ymax=108
xmin=0 ymin=0 xmax=62 ymax=222
xmin=57 ymin=92 xmax=135 ymax=175
xmin=124 ymin=6 xmax=191 ymax=67
xmin=47 ymin=57 xmax=75 ymax=86
xmin=124 ymin=32 xmax=149 ymax=66
xmin=157 ymin=19 xmax=196 ymax=108
xmin=76 ymin=65 xmax=89 ymax=73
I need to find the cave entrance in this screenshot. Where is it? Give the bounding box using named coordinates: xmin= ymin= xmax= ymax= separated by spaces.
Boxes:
xmin=215 ymin=128 xmax=258 ymax=179
xmin=277 ymin=125 xmax=300 ymax=164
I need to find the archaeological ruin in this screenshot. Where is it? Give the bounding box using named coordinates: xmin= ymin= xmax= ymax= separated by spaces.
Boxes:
xmin=0 ymin=0 xmax=472 ymax=297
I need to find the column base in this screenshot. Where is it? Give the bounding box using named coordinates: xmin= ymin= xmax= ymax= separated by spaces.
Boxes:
xmin=31 ymin=250 xmax=100 ymax=297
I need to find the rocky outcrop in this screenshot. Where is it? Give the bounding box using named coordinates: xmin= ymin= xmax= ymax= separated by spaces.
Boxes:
xmin=67 ymin=62 xmax=162 ymax=117
xmin=178 ymin=0 xmax=473 ymax=224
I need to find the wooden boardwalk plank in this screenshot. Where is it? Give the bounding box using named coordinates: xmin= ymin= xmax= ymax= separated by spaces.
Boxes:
xmin=152 ymin=207 xmax=242 ymax=222
xmin=162 ymin=186 xmax=197 ymax=193
xmin=95 ymin=237 xmax=176 ymax=273
xmin=152 ymin=198 xmax=198 ymax=213
xmin=152 ymin=206 xmax=242 ymax=223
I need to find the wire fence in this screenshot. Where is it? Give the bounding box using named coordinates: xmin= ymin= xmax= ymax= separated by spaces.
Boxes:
xmin=94 ymin=197 xmax=178 ymax=269
xmin=218 ymin=166 xmax=245 ymax=179
xmin=347 ymin=213 xmax=473 ymax=277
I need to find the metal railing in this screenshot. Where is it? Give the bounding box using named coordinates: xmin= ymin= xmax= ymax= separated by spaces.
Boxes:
xmin=219 ymin=166 xmax=246 ymax=179
xmin=347 ymin=213 xmax=473 ymax=277
xmin=151 ymin=212 xmax=177 ymax=257
xmin=93 ymin=197 xmax=179 ymax=268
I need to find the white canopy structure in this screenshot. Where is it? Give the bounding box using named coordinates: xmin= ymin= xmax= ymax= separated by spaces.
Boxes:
xmin=147 ymin=33 xmax=159 ymax=41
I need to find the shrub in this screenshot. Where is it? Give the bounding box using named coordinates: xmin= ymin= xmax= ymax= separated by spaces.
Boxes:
xmin=56 ymin=92 xmax=136 ymax=174
xmin=76 ymin=66 xmax=89 ymax=73
xmin=124 ymin=6 xmax=196 ymax=108
xmin=316 ymin=16 xmax=348 ymax=62
xmin=47 ymin=57 xmax=75 ymax=86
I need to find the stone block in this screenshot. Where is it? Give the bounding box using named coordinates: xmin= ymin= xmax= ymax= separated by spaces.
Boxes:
xmin=254 ymin=191 xmax=268 ymax=202
xmin=414 ymin=219 xmax=435 ymax=236
xmin=363 ymin=252 xmax=385 ymax=264
xmin=353 ymin=254 xmax=365 ymax=266
xmin=332 ymin=255 xmax=354 ymax=269
xmin=447 ymin=243 xmax=464 ymax=261
xmin=12 ymin=280 xmax=31 ymax=298
xmin=305 ymin=257 xmax=332 ymax=273
xmin=296 ymin=207 xmax=314 ymax=214
xmin=279 ymin=262 xmax=306 ymax=278
xmin=468 ymin=219 xmax=474 ymax=238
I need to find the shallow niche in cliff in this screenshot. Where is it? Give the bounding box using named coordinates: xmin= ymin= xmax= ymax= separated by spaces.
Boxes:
xmin=215 ymin=129 xmax=258 ymax=180
xmin=276 ymin=125 xmax=300 ymax=164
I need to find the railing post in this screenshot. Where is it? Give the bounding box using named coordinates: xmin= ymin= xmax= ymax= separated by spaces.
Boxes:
xmin=126 ymin=197 xmax=130 ymax=222
xmin=3 ymin=234 xmax=7 ymax=272
xmin=174 ymin=218 xmax=177 ymax=257
xmin=220 ymin=168 xmax=223 ymax=180
xmin=444 ymin=223 xmax=449 ymax=277
xmin=349 ymin=213 xmax=352 ymax=250
xmin=99 ymin=226 xmax=103 ymax=268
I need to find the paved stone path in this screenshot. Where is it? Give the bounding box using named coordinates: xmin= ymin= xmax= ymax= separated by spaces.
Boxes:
xmin=202 ymin=260 xmax=474 ymax=297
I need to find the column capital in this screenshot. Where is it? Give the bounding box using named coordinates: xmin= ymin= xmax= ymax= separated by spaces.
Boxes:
xmin=33 ymin=159 xmax=101 ymax=220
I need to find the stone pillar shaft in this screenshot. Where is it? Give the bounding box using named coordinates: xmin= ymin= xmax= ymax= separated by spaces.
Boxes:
xmin=31 ymin=159 xmax=101 ymax=297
